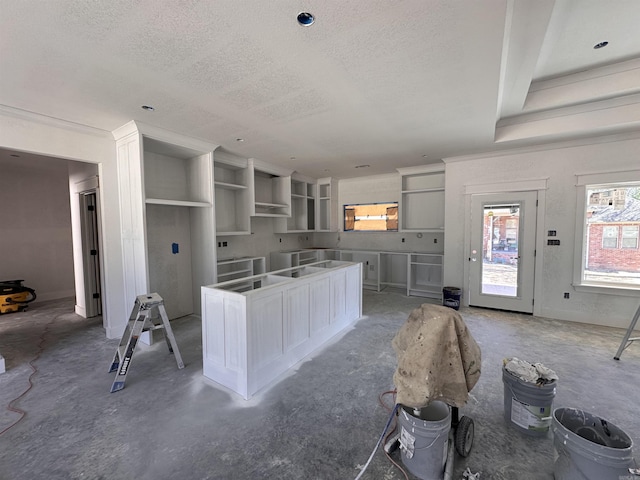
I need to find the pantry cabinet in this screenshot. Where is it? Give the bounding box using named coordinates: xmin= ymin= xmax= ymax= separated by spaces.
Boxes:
xmin=113 ymin=121 xmax=218 ymax=327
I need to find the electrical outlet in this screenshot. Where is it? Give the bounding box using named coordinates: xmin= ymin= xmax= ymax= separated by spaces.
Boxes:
xmin=217 ymin=242 xmax=222 ymax=248
xmin=434 ymin=238 xmax=438 ymax=243
xmin=401 ymin=238 xmax=405 ymax=243
xmin=564 ymin=292 xmax=570 ymax=299
xmin=222 ymin=241 xmax=228 ymax=247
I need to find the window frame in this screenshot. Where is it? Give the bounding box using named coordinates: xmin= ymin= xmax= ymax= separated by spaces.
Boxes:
xmin=621 ymin=225 xmax=639 ymax=249
xmin=573 ymin=170 xmax=640 ymax=295
xmin=601 ymin=225 xmax=619 ymax=249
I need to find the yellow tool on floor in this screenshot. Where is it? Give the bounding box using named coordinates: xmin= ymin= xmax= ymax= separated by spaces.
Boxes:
xmin=0 ymin=280 xmax=37 ymax=314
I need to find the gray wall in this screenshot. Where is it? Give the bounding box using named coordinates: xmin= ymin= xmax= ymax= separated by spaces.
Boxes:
xmin=0 ymin=155 xmax=75 ymax=302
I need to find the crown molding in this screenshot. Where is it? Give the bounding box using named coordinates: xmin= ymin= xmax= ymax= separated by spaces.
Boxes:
xmin=0 ymin=104 xmax=111 ymax=138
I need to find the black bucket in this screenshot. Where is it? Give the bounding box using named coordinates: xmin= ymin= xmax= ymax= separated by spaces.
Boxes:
xmin=442 ymin=286 xmax=461 ymax=310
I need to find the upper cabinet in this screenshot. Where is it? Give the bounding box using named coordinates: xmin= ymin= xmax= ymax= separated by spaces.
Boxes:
xmin=316 ymin=177 xmax=338 ymax=232
xmin=275 ymin=173 xmax=316 ymax=233
xmin=213 ymin=150 xmax=251 ymax=236
xmin=397 ymin=164 xmax=445 ymax=232
xmin=249 ymin=159 xmax=292 ymax=218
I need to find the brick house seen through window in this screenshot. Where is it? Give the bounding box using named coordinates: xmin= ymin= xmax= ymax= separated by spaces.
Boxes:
xmin=585 ymin=187 xmax=640 ymax=284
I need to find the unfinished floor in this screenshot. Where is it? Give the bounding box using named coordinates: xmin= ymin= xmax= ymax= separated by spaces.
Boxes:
xmin=1 ymin=291 xmax=638 ymax=480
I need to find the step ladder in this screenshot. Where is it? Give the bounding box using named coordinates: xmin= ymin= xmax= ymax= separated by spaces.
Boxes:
xmin=613 ymin=302 xmax=640 ymax=361
xmin=109 ymin=293 xmax=184 ymax=392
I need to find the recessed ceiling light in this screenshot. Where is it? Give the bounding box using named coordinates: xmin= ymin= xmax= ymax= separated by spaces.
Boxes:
xmin=297 ymin=12 xmax=315 ymax=26
xmin=290 ymin=157 xmax=296 ymax=160
xmin=355 ymin=164 xmax=370 ymax=169
xmin=10 ymin=154 xmax=20 ymax=157
xmin=141 ymin=105 xmax=155 ymax=111
xmin=594 ymin=41 xmax=608 ymax=49
xmin=422 ymin=154 xmax=428 ymax=158
xmin=236 ymin=138 xmax=244 ymax=142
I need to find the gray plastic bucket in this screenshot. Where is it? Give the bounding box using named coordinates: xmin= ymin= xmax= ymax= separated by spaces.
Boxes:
xmin=552 ymin=407 xmax=634 ymax=480
xmin=502 ymin=366 xmax=556 ymax=436
xmin=397 ymin=402 xmax=451 ymax=480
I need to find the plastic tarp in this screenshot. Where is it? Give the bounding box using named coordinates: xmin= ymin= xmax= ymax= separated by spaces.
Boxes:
xmin=392 ymin=304 xmax=481 ymax=409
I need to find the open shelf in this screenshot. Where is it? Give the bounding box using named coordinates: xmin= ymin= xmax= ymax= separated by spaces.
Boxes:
xmin=146 ymin=198 xmax=211 ymax=208
xmin=214 ymin=150 xmax=251 ymax=235
xmin=397 ymin=165 xmax=445 ymax=232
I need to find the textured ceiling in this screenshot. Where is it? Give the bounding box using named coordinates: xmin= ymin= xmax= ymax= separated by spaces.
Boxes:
xmin=2 ymin=0 xmax=640 ymax=178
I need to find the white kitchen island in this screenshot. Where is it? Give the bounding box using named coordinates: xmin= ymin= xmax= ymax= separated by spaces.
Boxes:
xmin=201 ymin=260 xmax=363 ymax=399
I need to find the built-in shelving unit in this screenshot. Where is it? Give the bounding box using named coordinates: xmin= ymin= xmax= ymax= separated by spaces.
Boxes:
xmin=379 ymin=252 xmax=409 ymax=294
xmin=397 ymin=164 xmax=445 ymax=232
xmin=317 ymin=177 xmax=338 ymax=232
xmin=276 ymin=173 xmax=316 ymax=232
xmin=216 ymin=256 xmax=265 ymax=291
xmin=270 ymin=248 xmax=443 ymax=298
xmin=338 ymin=250 xmax=379 ymax=290
xmin=213 ymin=150 xmax=251 ymax=236
xmin=249 ymin=159 xmax=292 ymax=218
xmin=409 ymin=253 xmax=443 ymax=299
xmin=113 ymin=121 xmax=218 ymax=328
xmin=270 ymin=250 xmax=320 ymax=276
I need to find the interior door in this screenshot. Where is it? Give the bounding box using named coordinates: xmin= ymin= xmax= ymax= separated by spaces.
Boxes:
xmin=469 ymin=191 xmax=537 ymax=313
xmin=80 ymin=191 xmax=102 ymax=317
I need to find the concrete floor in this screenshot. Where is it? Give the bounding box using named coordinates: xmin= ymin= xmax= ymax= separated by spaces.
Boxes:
xmin=0 ymin=291 xmax=638 ymax=480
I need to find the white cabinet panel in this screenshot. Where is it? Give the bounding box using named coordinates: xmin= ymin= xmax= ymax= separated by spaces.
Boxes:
xmin=285 ymin=283 xmax=311 ymax=349
xmin=250 ymin=291 xmax=284 ymax=367
xmin=310 ymin=276 xmax=331 ymax=333
xmin=331 ymin=269 xmax=347 ymax=323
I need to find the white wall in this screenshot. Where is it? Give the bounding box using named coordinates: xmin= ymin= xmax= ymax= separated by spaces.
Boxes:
xmin=443 ymin=134 xmax=640 ymax=329
xmin=0 ymin=108 xmax=124 ymax=338
xmin=0 ymin=156 xmax=75 ymax=301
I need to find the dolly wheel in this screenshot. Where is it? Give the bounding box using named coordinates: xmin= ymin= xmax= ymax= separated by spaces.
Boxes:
xmin=455 ymin=416 xmax=474 ymax=457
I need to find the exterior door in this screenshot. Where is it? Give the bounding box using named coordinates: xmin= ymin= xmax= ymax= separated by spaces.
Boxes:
xmin=469 ymin=191 xmax=537 ymax=313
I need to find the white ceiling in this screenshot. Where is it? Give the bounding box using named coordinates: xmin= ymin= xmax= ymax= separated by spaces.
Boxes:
xmin=2 ymin=0 xmax=640 ymax=178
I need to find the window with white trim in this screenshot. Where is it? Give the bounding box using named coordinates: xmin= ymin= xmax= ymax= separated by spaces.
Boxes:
xmin=574 ymin=171 xmax=640 ymax=290
xmin=602 ymin=226 xmax=618 ymax=248
xmin=622 ymin=225 xmax=639 ymax=249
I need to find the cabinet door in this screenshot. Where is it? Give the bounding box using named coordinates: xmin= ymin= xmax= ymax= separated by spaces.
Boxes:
xmin=310 ymin=276 xmax=331 ymax=333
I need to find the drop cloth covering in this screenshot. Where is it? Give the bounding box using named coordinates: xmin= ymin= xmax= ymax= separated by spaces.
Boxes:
xmin=392 ymin=304 xmax=481 ymax=409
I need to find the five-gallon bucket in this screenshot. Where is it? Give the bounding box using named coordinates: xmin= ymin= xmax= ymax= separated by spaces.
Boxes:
xmin=442 ymin=286 xmax=461 ymax=310
xmin=502 ymin=366 xmax=556 ymax=436
xmin=397 ymin=401 xmax=451 ymax=480
xmin=552 ymin=407 xmax=634 ymax=480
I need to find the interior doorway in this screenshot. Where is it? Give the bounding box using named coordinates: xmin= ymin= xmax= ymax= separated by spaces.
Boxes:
xmin=469 ymin=191 xmax=537 ymax=313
